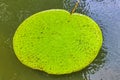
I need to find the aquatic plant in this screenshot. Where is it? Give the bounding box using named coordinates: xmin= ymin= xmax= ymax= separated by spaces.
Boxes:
xmin=13 ymin=9 xmax=102 ymax=74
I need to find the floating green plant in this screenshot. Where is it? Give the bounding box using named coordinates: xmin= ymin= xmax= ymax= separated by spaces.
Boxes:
xmin=13 ymin=9 xmax=102 ymax=75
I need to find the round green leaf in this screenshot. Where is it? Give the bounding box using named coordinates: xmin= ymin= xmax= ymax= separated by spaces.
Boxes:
xmin=13 ymin=9 xmax=103 ymax=75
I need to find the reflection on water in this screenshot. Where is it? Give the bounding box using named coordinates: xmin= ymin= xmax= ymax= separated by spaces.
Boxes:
xmin=0 ymin=2 xmax=11 ymax=22
xmin=0 ymin=0 xmax=120 ymax=80
xmin=64 ymin=0 xmax=120 ymax=80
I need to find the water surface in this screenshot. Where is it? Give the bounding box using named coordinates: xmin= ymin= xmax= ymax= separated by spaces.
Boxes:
xmin=0 ymin=0 xmax=120 ymax=80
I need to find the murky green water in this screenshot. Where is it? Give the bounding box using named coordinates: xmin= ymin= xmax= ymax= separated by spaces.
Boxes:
xmin=0 ymin=0 xmax=120 ymax=80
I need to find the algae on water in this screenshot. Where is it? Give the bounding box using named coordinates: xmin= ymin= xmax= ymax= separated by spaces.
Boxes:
xmin=13 ymin=9 xmax=103 ymax=75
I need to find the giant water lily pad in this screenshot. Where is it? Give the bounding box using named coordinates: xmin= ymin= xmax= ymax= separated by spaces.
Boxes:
xmin=13 ymin=9 xmax=102 ymax=75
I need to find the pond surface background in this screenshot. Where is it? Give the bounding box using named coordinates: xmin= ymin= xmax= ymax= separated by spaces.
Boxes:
xmin=0 ymin=0 xmax=120 ymax=80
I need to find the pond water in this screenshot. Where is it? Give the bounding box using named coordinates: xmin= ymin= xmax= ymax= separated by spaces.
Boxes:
xmin=0 ymin=0 xmax=120 ymax=80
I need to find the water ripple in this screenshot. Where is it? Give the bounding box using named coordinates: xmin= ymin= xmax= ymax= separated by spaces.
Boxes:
xmin=64 ymin=0 xmax=120 ymax=80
